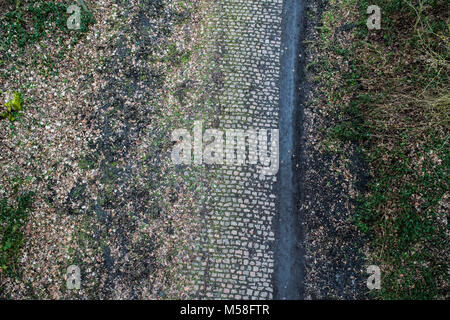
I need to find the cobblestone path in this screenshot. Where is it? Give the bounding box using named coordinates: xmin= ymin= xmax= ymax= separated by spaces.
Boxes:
xmin=188 ymin=0 xmax=288 ymax=299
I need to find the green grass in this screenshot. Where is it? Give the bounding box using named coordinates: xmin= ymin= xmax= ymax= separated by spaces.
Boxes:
xmin=329 ymin=0 xmax=449 ymax=299
xmin=163 ymin=43 xmax=192 ymax=67
xmin=0 ymin=0 xmax=95 ymax=78
xmin=0 ymin=0 xmax=94 ymax=49
xmin=0 ymin=192 xmax=34 ymax=277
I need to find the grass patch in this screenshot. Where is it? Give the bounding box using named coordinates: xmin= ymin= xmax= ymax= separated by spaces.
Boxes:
xmin=331 ymin=0 xmax=449 ymax=299
xmin=0 ymin=192 xmax=34 ymax=278
xmin=163 ymin=43 xmax=192 ymax=66
xmin=0 ymin=0 xmax=95 ymax=78
xmin=0 ymin=0 xmax=94 ymax=49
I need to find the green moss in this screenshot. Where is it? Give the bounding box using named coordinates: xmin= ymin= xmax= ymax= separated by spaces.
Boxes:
xmin=1 ymin=91 xmax=23 ymax=122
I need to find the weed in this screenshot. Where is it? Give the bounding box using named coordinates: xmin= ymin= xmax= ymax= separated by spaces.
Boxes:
xmin=0 ymin=91 xmax=22 ymax=122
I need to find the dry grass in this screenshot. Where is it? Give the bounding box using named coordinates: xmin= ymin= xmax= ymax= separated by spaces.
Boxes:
xmin=320 ymin=0 xmax=448 ymax=299
xmin=348 ymin=0 xmax=449 ymax=299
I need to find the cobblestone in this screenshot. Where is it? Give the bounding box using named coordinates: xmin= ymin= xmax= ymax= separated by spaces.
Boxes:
xmin=190 ymin=0 xmax=283 ymax=299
